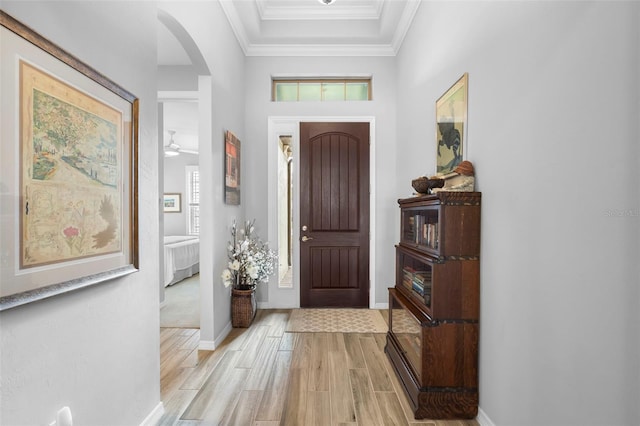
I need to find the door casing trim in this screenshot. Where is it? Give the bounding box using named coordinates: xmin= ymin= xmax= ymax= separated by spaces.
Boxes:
xmin=266 ymin=116 xmax=376 ymax=309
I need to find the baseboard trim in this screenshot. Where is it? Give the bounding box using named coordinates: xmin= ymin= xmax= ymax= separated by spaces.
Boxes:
xmin=373 ymin=302 xmax=389 ymax=309
xmin=216 ymin=321 xmax=232 ymax=346
xmin=139 ymin=401 xmax=164 ymax=426
xmin=199 ymin=340 xmax=216 ymax=351
xmin=199 ymin=321 xmax=233 ymax=351
xmin=477 ymin=407 xmax=496 ymax=426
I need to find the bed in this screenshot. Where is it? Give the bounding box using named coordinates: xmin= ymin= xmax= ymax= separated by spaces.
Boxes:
xmin=164 ymin=235 xmax=200 ymax=287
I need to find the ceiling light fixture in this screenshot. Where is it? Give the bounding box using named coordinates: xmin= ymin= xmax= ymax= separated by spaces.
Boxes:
xmin=318 ymin=0 xmax=336 ymax=5
xmin=164 ymin=130 xmax=180 ymax=157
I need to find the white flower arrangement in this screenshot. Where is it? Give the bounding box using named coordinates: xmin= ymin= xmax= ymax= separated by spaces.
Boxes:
xmin=221 ymin=219 xmax=277 ymax=290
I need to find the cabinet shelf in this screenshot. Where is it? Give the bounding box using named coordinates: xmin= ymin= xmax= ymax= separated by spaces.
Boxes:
xmin=386 ymin=192 xmax=481 ymax=420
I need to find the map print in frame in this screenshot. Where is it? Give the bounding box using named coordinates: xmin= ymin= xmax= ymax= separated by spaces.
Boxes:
xmin=20 ymin=61 xmax=123 ymax=268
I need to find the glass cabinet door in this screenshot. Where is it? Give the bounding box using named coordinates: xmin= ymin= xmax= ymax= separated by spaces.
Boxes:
xmin=397 ymin=247 xmax=433 ymax=310
xmin=400 ymin=206 xmax=440 ymax=253
xmin=390 ymin=294 xmax=422 ymax=382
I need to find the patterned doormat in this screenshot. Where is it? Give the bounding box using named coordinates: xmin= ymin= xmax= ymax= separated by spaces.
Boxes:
xmin=286 ymin=308 xmax=388 ymax=333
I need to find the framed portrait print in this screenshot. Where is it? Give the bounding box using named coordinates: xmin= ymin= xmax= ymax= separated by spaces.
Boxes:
xmin=0 ymin=12 xmax=139 ymax=311
xmin=436 ymin=73 xmax=468 ymax=175
xmin=224 ymin=130 xmax=241 ymax=205
xmin=163 ymin=193 xmax=181 ymax=213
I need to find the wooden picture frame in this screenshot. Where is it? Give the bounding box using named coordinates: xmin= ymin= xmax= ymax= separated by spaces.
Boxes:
xmin=436 ymin=73 xmax=468 ymax=175
xmin=224 ymin=130 xmax=241 ymax=205
xmin=163 ymin=193 xmax=182 ymax=213
xmin=0 ymin=12 xmax=139 ymax=311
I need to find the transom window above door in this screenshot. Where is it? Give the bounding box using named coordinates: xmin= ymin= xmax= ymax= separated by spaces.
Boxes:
xmin=272 ymin=78 xmax=372 ymax=102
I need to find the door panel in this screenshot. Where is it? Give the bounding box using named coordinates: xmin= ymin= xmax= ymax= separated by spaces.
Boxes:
xmin=300 ymin=122 xmax=369 ymax=308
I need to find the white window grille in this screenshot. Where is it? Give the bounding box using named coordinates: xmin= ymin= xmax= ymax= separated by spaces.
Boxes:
xmin=186 ymin=166 xmax=200 ymax=235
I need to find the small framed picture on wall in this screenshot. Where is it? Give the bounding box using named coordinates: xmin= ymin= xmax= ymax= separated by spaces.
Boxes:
xmin=224 ymin=130 xmax=241 ymax=205
xmin=163 ymin=193 xmax=182 ymax=213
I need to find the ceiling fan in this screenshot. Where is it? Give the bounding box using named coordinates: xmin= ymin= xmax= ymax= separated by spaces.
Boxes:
xmin=164 ymin=130 xmax=180 ymax=157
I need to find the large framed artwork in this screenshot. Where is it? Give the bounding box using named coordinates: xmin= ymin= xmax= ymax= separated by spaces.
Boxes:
xmin=436 ymin=73 xmax=468 ymax=175
xmin=0 ymin=12 xmax=139 ymax=311
xmin=224 ymin=130 xmax=241 ymax=205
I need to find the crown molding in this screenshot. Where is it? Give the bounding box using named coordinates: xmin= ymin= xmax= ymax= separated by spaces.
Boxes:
xmin=219 ymin=0 xmax=252 ymax=56
xmin=244 ymin=43 xmax=397 ymax=57
xmin=390 ymin=0 xmax=421 ymax=54
xmin=220 ymin=0 xmax=419 ymax=57
xmin=255 ymin=0 xmax=384 ymax=21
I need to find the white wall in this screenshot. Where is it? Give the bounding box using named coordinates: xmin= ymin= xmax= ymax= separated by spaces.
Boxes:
xmin=397 ymin=2 xmax=640 ymax=425
xmin=244 ymin=55 xmax=398 ymax=308
xmin=158 ymin=1 xmax=247 ymax=345
xmin=163 ymin=153 xmax=198 ymax=236
xmin=0 ymin=2 xmax=161 ymax=425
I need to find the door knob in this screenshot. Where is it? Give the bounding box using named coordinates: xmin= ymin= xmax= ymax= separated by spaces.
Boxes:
xmin=301 ymin=235 xmax=313 ymax=242
xmin=302 ymin=225 xmax=308 ymax=231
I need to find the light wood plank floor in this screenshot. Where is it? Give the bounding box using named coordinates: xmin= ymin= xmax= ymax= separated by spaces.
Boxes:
xmin=158 ymin=309 xmax=479 ymax=426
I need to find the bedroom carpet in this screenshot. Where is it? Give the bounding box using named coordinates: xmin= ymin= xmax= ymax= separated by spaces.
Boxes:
xmin=286 ymin=308 xmax=388 ymax=333
xmin=160 ymin=274 xmax=199 ymax=328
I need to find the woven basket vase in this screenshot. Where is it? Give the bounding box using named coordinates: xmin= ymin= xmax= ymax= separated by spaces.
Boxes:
xmin=231 ymin=288 xmax=257 ymax=327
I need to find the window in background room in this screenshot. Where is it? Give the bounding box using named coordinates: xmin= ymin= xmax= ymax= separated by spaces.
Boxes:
xmin=186 ymin=166 xmax=200 ymax=235
xmin=272 ymin=78 xmax=372 ymax=101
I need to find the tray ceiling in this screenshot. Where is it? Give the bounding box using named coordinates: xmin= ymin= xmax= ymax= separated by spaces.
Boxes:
xmin=219 ymin=0 xmax=421 ymax=56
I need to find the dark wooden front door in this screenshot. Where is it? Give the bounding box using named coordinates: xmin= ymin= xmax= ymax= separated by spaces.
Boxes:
xmin=299 ymin=122 xmax=370 ymax=308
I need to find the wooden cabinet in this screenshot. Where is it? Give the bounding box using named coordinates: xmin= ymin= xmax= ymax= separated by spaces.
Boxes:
xmin=386 ymin=192 xmax=480 ymax=419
